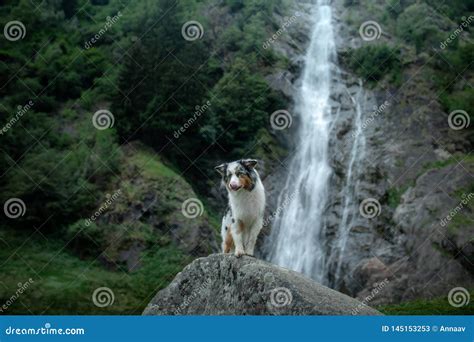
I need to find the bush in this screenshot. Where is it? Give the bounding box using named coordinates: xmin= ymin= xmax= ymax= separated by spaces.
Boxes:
xmin=0 ymin=120 xmax=122 ymax=230
xmin=346 ymin=44 xmax=401 ymax=83
xmin=396 ymin=3 xmax=450 ymax=52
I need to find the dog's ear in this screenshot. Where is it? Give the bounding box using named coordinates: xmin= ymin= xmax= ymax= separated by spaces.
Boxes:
xmin=214 ymin=163 xmax=227 ymax=176
xmin=240 ymin=159 xmax=258 ymax=169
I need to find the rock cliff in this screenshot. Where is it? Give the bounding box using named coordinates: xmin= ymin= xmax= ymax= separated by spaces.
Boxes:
xmin=258 ymin=0 xmax=473 ymax=306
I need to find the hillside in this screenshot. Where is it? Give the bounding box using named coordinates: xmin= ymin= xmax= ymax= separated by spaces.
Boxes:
xmin=0 ymin=0 xmax=472 ymax=315
xmin=0 ymin=0 xmax=290 ymax=315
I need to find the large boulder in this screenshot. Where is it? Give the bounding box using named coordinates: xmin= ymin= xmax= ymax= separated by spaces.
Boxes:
xmin=143 ymin=254 xmax=382 ymax=315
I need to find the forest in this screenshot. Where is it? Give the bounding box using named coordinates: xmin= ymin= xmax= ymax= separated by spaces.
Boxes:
xmin=0 ymin=0 xmax=473 ymax=315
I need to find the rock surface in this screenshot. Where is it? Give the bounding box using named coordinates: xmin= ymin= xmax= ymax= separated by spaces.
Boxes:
xmin=259 ymin=0 xmax=473 ymax=306
xmin=143 ymin=254 xmax=381 ymax=315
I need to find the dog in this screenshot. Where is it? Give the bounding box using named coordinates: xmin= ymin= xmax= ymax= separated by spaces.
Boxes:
xmin=215 ymin=159 xmax=265 ymax=257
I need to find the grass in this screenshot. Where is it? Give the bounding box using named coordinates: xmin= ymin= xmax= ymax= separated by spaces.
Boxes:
xmin=387 ymin=184 xmax=411 ymax=208
xmin=129 ymin=150 xmax=178 ymax=180
xmin=0 ymin=146 xmax=208 ymax=315
xmin=388 ymin=154 xmax=474 ymax=210
xmin=378 ymin=292 xmax=474 ymax=315
xmin=447 ymin=211 xmax=473 ymax=234
xmin=3 ymin=227 xmax=472 ymax=315
xmin=0 ymin=228 xmax=191 ymax=315
xmin=417 ymin=154 xmax=474 ymax=179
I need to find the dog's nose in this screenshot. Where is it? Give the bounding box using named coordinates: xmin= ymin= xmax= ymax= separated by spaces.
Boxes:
xmin=229 ymin=183 xmax=240 ymax=190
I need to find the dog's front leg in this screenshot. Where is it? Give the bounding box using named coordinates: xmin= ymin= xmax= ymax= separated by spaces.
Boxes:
xmin=245 ymin=218 xmax=263 ymax=257
xmin=232 ymin=220 xmax=245 ymax=257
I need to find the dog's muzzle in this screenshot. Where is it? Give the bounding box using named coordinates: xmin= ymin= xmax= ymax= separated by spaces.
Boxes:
xmin=229 ymin=183 xmax=241 ymax=191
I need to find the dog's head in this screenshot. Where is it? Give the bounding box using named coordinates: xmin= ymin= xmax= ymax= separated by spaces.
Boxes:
xmin=215 ymin=159 xmax=258 ymax=192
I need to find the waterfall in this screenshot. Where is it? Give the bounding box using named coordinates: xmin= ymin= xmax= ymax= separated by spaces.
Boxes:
xmin=266 ymin=0 xmax=336 ymax=284
xmin=328 ymin=81 xmax=367 ymax=288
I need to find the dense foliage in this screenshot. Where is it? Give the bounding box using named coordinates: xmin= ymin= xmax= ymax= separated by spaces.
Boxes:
xmin=0 ymin=0 xmax=472 ymax=314
xmin=344 ymin=0 xmax=474 ymax=126
xmin=0 ymin=0 xmax=287 ymax=231
xmin=0 ymin=0 xmax=288 ymax=314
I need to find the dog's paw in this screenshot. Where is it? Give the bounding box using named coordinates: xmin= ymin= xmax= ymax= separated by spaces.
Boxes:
xmin=234 ymin=249 xmax=245 ymax=258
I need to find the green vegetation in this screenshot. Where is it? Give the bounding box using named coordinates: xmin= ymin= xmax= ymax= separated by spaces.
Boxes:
xmin=0 ymin=0 xmax=288 ymax=231
xmin=64 ymin=145 xmax=216 ymax=265
xmin=386 ymin=185 xmax=408 ymax=209
xmin=433 ymin=44 xmax=474 ymax=120
xmin=396 ymin=3 xmax=450 ymax=53
xmin=417 ymin=154 xmax=474 ymax=180
xmin=448 ymin=212 xmax=474 ymax=234
xmin=378 ymin=293 xmax=474 ymax=315
xmin=1 ymin=0 xmax=472 ymax=316
xmin=0 ymin=0 xmax=288 ymax=314
xmin=128 ymin=150 xmax=179 ymax=180
xmin=345 ymin=44 xmax=401 ymax=84
xmin=343 ymin=0 xmax=473 ymax=121
xmin=445 ymin=184 xmax=474 ymax=234
xmin=0 ymin=228 xmax=190 ymax=315
xmin=111 ymin=0 xmax=288 ymax=185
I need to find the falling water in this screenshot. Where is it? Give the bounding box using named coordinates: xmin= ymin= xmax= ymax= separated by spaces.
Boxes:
xmin=329 ymin=82 xmax=366 ymax=288
xmin=266 ymin=0 xmax=336 ymax=284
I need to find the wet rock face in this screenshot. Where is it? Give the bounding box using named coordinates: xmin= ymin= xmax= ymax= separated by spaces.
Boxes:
xmin=389 ymin=164 xmax=474 ymax=300
xmin=261 ymin=0 xmax=473 ymax=305
xmin=143 ymin=254 xmax=382 ymax=315
xmin=329 ymin=1 xmax=474 ymax=303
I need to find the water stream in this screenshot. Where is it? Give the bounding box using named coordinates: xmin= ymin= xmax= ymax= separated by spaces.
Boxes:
xmin=266 ymin=0 xmax=366 ymax=288
xmin=266 ymin=0 xmax=336 ymax=284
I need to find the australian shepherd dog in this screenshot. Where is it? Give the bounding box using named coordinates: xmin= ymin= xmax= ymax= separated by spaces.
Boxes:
xmin=215 ymin=159 xmax=265 ymax=257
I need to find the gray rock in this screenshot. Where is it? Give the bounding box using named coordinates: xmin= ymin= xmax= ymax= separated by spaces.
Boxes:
xmin=143 ymin=254 xmax=382 ymax=315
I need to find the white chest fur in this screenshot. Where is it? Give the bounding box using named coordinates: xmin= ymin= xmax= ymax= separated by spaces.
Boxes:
xmin=228 ymin=179 xmax=265 ymax=224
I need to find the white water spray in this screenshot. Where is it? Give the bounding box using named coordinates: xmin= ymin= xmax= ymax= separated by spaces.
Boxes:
xmin=266 ymin=0 xmax=336 ymax=283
